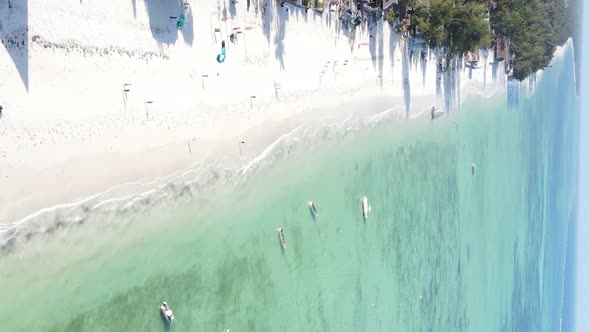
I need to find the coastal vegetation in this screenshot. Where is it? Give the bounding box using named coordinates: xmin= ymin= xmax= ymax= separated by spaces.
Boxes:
xmin=398 ymin=0 xmax=576 ymax=80
xmin=387 ymin=10 xmax=396 ymax=27
xmin=411 ymin=0 xmax=491 ymax=60
xmin=489 ymin=0 xmax=575 ymax=80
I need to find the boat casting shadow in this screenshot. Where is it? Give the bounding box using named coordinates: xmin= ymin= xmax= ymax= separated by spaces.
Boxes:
xmin=159 ymin=311 xmax=172 ymax=330
xmin=277 ymin=232 xmax=285 ymax=255
xmin=309 ymin=208 xmax=317 ymax=223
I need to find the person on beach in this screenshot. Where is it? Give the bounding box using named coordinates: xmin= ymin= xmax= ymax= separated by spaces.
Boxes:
xmin=431 ymin=106 xmax=436 ymax=119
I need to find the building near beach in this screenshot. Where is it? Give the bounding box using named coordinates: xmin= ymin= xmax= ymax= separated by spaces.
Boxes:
xmin=375 ymin=0 xmax=398 ymax=11
xmin=494 ymin=36 xmax=510 ymax=61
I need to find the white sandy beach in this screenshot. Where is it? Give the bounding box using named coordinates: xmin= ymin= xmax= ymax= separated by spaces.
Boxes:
xmin=0 ymin=0 xmax=507 ymax=246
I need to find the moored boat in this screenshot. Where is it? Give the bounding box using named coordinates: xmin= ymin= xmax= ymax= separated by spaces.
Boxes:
xmin=277 ymin=227 xmax=287 ymax=249
xmin=361 ymin=196 xmax=371 ymax=220
xmin=159 ymin=301 xmax=175 ymax=323
xmin=308 ymin=201 xmax=319 ymax=217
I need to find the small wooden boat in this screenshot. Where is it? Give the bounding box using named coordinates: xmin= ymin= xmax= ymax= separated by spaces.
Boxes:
xmin=277 ymin=227 xmax=287 ymax=249
xmin=308 ymin=201 xmax=319 ymax=217
xmin=159 ymin=301 xmax=175 ymax=323
xmin=361 ymin=196 xmax=371 ymax=220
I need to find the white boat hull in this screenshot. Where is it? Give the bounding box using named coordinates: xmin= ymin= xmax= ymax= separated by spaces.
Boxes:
xmin=308 ymin=201 xmax=319 ymax=217
xmin=277 ymin=227 xmax=287 ymax=249
xmin=160 ymin=302 xmax=175 ymax=323
xmin=361 ymin=196 xmax=370 ymax=220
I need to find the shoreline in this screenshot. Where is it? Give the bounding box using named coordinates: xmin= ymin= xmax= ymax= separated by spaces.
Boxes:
xmin=0 ymin=92 xmax=429 ymax=251
xmin=0 ymin=86 xmax=503 ymax=253
xmin=0 ymin=0 xmax=511 ymax=251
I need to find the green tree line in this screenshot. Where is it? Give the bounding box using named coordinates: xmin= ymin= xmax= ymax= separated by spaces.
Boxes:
xmin=490 ymin=0 xmax=575 ymax=80
xmin=402 ymin=0 xmax=576 ymax=80
xmin=412 ymin=0 xmax=491 ymax=60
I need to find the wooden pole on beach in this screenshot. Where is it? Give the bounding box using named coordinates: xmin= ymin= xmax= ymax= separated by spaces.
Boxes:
xmin=122 ymin=83 xmax=131 ymax=111
xmin=122 ymin=90 xmax=128 ymax=111
xmin=201 ymin=74 xmax=208 ymax=91
xmin=274 ymin=82 xmax=281 ymax=101
xmin=144 ymin=101 xmax=153 ymax=121
xmin=188 ymin=138 xmax=197 ymax=156
xmin=237 ymin=28 xmax=249 ymax=59
xmin=250 ymin=96 xmax=256 ymax=110
xmin=239 ymin=140 xmax=245 ymax=157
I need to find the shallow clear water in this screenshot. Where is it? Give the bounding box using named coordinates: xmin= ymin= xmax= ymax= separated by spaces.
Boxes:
xmin=0 ymin=49 xmax=579 ymax=331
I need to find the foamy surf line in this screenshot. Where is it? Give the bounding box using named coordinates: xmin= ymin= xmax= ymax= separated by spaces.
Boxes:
xmin=239 ymin=124 xmax=307 ymax=177
xmin=0 ymin=80 xmax=507 ymax=254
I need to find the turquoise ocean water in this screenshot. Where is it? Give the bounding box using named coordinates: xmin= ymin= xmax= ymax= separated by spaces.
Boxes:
xmin=0 ymin=47 xmax=579 ymax=331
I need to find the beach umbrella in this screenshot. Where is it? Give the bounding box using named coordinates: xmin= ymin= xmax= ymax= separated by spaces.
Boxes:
xmin=217 ymin=41 xmax=226 ymax=63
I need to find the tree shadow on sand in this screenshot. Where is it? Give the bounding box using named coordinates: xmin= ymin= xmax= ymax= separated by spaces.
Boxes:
xmin=142 ymin=0 xmax=194 ymax=46
xmin=388 ymin=27 xmax=401 ymax=69
xmin=285 ymin=1 xmax=309 ymax=23
xmin=369 ymin=24 xmax=377 ymax=69
xmin=442 ymin=61 xmax=458 ymax=112
xmin=1 ymin=0 xmax=29 ymax=91
xmin=401 ymin=39 xmax=411 ymax=116
xmin=228 ymin=0 xmax=237 ymax=17
xmin=261 ymin=0 xmax=273 ymax=45
xmin=377 ymin=22 xmax=384 ymax=89
xmin=275 ymin=3 xmax=288 ymax=70
xmin=131 ymin=0 xmax=137 ymax=18
xmin=181 ymin=5 xmax=194 ymax=45
xmin=368 ymin=18 xmax=385 ymax=88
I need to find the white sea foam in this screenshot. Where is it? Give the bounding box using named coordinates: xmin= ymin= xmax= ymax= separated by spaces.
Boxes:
xmin=7 ymin=27 xmax=565 ymax=255
xmin=0 ymin=80 xmax=505 ymax=253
